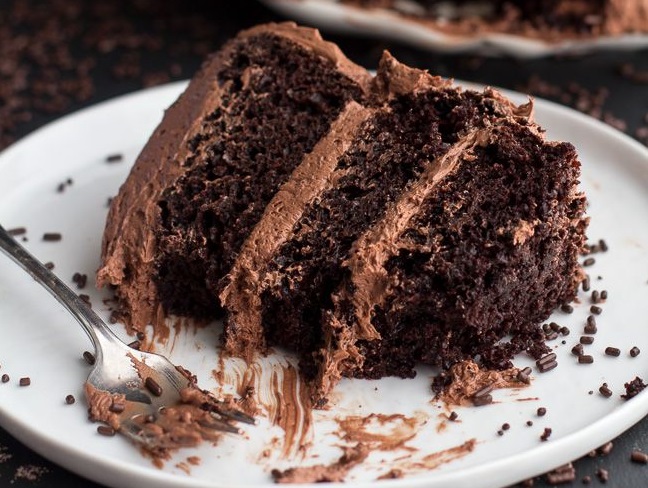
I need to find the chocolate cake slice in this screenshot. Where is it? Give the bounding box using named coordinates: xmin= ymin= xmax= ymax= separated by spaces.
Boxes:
xmin=99 ymin=22 xmax=588 ymax=405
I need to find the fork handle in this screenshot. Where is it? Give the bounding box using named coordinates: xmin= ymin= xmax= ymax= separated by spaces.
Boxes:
xmin=0 ymin=223 xmax=118 ymax=355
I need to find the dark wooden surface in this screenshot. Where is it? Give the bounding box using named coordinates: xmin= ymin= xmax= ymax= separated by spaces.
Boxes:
xmin=0 ymin=1 xmax=647 ymax=486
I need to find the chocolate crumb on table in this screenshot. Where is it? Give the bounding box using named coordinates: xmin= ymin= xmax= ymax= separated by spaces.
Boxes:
xmin=598 ymin=441 xmax=614 ymax=456
xmin=596 ymin=468 xmax=609 ymax=483
xmin=545 ymin=463 xmax=576 ymax=484
xmin=630 ymin=450 xmax=648 ymax=464
xmin=12 ymin=464 xmax=49 ymax=483
xmin=18 ymin=377 xmax=30 ymax=387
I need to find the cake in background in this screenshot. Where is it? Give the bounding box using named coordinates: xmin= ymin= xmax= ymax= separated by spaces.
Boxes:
xmin=98 ymin=22 xmax=588 ymax=405
xmin=341 ymin=0 xmax=648 ymax=39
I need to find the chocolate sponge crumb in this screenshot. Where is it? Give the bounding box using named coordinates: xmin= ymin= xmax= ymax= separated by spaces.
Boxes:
xmin=621 ymin=377 xmax=646 ymax=400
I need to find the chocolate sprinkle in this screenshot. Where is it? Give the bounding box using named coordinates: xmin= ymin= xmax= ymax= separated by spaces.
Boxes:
xmin=582 ymin=275 xmax=591 ymax=292
xmin=578 ymin=355 xmax=594 ymax=364
xmin=1 ymin=374 xmax=9 ymax=383
xmin=591 ymin=290 xmax=601 ymax=304
xmin=630 ymin=346 xmax=641 ymax=358
xmin=545 ymin=463 xmax=576 ymax=484
xmin=19 ymin=377 xmax=30 ymax=386
xmin=83 ymin=351 xmax=96 ymax=365
xmin=571 ymin=344 xmax=584 ymax=356
xmin=42 ymin=232 xmax=62 ymax=242
xmin=517 ymin=367 xmax=532 ymax=384
xmin=590 ymin=305 xmax=602 ymax=315
xmin=537 ymin=360 xmax=557 ymax=373
xmin=631 ymin=450 xmax=648 ymax=464
xmin=109 ymin=402 xmax=125 ymax=413
xmin=598 ymin=441 xmax=613 ymax=456
xmin=472 ymin=394 xmax=493 ymax=407
xmin=604 ymin=347 xmax=620 ymax=357
xmin=537 ymin=407 xmax=547 ymax=416
xmin=596 ymin=468 xmax=608 ymax=483
xmin=599 ymin=383 xmax=613 ymax=398
xmin=583 ymin=257 xmax=596 ymax=266
xmin=72 ymin=272 xmax=88 ymax=289
xmin=7 ymin=227 xmax=26 ymax=236
xmin=621 ymin=377 xmax=646 ymax=400
xmin=537 ymin=353 xmax=556 ymax=366
xmin=65 ymin=394 xmax=75 ymax=405
xmin=580 ymin=336 xmax=594 ymax=345
xmin=560 ymin=304 xmax=573 ymax=314
xmin=144 ymin=376 xmax=163 ymax=397
xmin=448 ymin=411 xmax=458 ymax=421
xmin=97 ymin=425 xmax=116 ymax=437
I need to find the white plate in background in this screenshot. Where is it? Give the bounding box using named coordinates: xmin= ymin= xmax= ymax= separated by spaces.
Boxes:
xmin=261 ymin=0 xmax=648 ymax=57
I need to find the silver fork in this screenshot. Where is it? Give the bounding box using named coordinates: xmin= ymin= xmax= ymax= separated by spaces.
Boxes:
xmin=0 ymin=224 xmax=255 ymax=452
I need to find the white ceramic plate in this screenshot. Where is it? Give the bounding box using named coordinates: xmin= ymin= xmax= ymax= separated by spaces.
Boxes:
xmin=261 ymin=0 xmax=648 ymax=57
xmin=0 ymin=80 xmax=648 ymax=488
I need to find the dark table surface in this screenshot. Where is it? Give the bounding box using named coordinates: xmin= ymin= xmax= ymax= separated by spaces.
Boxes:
xmin=0 ymin=1 xmax=647 ymax=486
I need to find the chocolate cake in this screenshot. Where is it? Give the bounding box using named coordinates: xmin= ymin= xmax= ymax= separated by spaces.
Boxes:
xmin=99 ymin=22 xmax=588 ymax=405
xmin=341 ymin=0 xmax=648 ymax=38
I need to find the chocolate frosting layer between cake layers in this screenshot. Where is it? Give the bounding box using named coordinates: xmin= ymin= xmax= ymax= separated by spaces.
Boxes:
xmin=219 ymin=101 xmax=376 ymax=360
